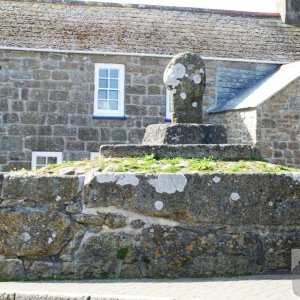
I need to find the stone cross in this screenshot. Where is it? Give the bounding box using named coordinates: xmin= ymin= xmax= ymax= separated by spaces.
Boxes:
xmin=163 ymin=52 xmax=206 ymax=123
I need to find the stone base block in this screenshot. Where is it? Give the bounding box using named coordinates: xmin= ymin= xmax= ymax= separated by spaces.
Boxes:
xmin=100 ymin=144 xmax=260 ymax=159
xmin=142 ymin=123 xmax=227 ymax=145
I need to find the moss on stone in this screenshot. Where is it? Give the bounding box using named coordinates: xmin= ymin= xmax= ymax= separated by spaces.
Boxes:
xmin=13 ymin=154 xmax=299 ymax=175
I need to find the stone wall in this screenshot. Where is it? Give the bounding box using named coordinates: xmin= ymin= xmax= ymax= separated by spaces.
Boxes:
xmin=257 ymin=78 xmax=300 ymax=166
xmin=0 ymin=49 xmax=279 ymax=170
xmin=1 ymin=171 xmax=300 ymax=280
xmin=208 ymin=109 xmax=257 ymax=145
xmin=209 ymin=77 xmax=300 ymax=167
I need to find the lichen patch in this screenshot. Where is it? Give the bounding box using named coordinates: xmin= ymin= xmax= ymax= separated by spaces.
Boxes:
xmin=96 ymin=173 xmax=116 ymax=184
xmin=164 ymin=63 xmax=186 ymax=88
xmin=148 ymin=174 xmax=187 ymax=194
xmin=116 ymin=174 xmax=139 ymax=186
xmin=230 ymin=192 xmax=241 ymax=201
xmin=212 ymin=176 xmax=220 ymax=183
xmin=180 ymin=92 xmax=187 ymax=100
xmin=155 ymin=201 xmax=164 ymax=211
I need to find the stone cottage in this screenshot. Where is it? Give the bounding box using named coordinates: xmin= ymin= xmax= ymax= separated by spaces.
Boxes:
xmin=0 ymin=0 xmax=300 ymax=170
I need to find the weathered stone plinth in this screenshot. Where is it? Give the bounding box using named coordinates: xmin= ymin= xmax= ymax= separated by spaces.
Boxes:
xmin=100 ymin=144 xmax=260 ymax=159
xmin=1 ymin=172 xmax=300 ymax=279
xmin=142 ymin=123 xmax=227 ymax=145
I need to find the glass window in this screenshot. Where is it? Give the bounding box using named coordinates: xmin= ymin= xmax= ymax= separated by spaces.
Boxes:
xmin=31 ymin=152 xmax=62 ymax=170
xmin=94 ymin=64 xmax=125 ymax=117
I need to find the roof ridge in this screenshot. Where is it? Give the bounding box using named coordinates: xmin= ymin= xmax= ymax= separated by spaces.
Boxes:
xmin=6 ymin=0 xmax=281 ymax=18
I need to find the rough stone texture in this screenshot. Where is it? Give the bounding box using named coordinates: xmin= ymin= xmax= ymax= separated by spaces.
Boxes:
xmin=0 ymin=172 xmax=299 ymax=279
xmin=142 ymin=124 xmax=227 ymax=145
xmin=0 ymin=259 xmax=24 ymax=280
xmin=0 ymin=208 xmax=73 ymax=257
xmin=1 ymin=0 xmax=300 ymax=62
xmin=209 ymin=76 xmax=300 ymax=167
xmin=164 ymin=53 xmax=206 ymax=123
xmin=0 ymin=48 xmax=280 ymax=170
xmin=2 ymin=175 xmax=80 ymax=204
xmin=100 ymin=144 xmax=259 ymax=159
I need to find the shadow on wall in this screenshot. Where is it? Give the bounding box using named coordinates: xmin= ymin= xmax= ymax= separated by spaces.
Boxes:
xmin=208 ymin=109 xmax=257 ymax=146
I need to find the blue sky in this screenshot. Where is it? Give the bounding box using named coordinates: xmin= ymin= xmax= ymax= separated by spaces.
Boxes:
xmin=96 ymin=0 xmax=278 ymax=13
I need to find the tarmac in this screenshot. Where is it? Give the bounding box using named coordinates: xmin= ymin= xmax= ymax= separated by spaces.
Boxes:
xmin=0 ymin=274 xmax=300 ymax=300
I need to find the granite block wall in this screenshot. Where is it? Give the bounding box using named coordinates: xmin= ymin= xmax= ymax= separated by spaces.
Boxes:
xmin=0 ymin=49 xmax=279 ymax=170
xmin=257 ymin=78 xmax=300 ymax=166
xmin=209 ymin=77 xmax=300 ymax=167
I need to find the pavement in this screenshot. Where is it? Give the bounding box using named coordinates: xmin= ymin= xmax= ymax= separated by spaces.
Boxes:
xmin=0 ymin=274 xmax=300 ymax=300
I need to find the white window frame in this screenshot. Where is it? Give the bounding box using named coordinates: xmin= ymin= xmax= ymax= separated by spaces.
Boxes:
xmin=90 ymin=152 xmax=101 ymax=159
xmin=31 ymin=151 xmax=63 ymax=170
xmin=93 ymin=63 xmax=125 ymax=117
xmin=166 ymin=90 xmax=172 ymax=120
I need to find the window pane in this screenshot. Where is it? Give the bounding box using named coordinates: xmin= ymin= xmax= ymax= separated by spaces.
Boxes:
xmin=36 ymin=156 xmax=46 ymax=165
xmin=110 ymin=79 xmax=118 ymax=89
xmin=98 ymin=100 xmax=107 ymax=109
xmin=98 ymin=90 xmax=108 ymax=100
xmin=109 ymin=90 xmax=118 ymax=100
xmin=110 ymin=69 xmax=119 ymax=78
xmin=99 ymin=79 xmax=108 ymax=88
xmin=48 ymin=157 xmax=58 ymax=165
xmin=99 ymin=69 xmax=108 ymax=78
xmin=108 ymin=101 xmax=118 ymax=110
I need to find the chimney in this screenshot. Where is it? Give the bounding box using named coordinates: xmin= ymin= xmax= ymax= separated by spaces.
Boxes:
xmin=278 ymin=0 xmax=300 ymax=26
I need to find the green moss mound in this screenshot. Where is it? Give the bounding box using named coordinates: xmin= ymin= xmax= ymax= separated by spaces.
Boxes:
xmin=13 ymin=154 xmax=299 ymax=175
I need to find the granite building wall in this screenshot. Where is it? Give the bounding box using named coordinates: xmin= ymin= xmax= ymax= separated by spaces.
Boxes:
xmin=0 ymin=49 xmax=279 ymax=170
xmin=209 ymin=77 xmax=300 ymax=167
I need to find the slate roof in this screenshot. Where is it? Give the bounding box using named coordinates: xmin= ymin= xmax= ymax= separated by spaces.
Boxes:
xmin=207 ymin=61 xmax=300 ymax=113
xmin=1 ymin=0 xmax=300 ymax=62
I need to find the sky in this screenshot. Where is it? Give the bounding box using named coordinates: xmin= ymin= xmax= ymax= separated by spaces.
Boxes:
xmin=95 ymin=0 xmax=278 ymax=13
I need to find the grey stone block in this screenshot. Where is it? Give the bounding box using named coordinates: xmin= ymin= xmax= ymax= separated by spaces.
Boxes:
xmin=78 ymin=127 xmax=99 ymax=141
xmin=0 ymin=87 xmax=18 ymax=98
xmin=86 ymin=142 xmax=101 ymax=152
xmin=100 ymin=144 xmax=259 ymax=160
xmin=126 ymin=105 xmax=147 ymax=116
xmin=2 ymin=175 xmax=80 ymax=204
xmin=126 ymin=85 xmax=146 ymax=95
xmin=37 ymin=125 xmax=52 ymax=136
xmin=12 ymin=101 xmax=24 ymax=111
xmin=29 ymin=89 xmax=48 ymax=101
xmin=0 ymin=207 xmax=72 ymax=257
xmin=53 ymin=126 xmax=77 ymax=136
xmin=0 ymin=259 xmax=24 ymax=280
xmin=66 ymin=141 xmax=85 ymax=151
xmin=0 ymin=136 xmax=23 ymax=151
xmin=25 ymin=136 xmax=65 ymax=151
xmin=57 ymin=102 xmax=77 ymax=114
xmin=8 ymin=125 xmax=36 ymax=136
xmin=3 ymin=113 xmax=19 ymax=124
xmin=49 ymin=91 xmax=69 ymax=101
xmin=52 ymin=71 xmax=70 ymax=80
xmin=21 ymin=113 xmax=46 ymax=125
xmin=33 ymin=70 xmax=50 ymax=80
xmin=23 ymin=58 xmax=40 ymax=69
xmin=128 ymin=128 xmax=145 ymax=143
xmin=25 ymin=101 xmax=39 ymax=112
xmin=0 ymin=99 xmax=8 ymax=111
xmin=70 ymin=115 xmax=91 ymax=126
xmin=112 ymin=129 xmax=127 ymax=142
xmin=48 ymin=113 xmax=69 ymax=125
xmin=40 ymin=101 xmax=58 ymax=113
xmin=143 ymin=123 xmax=227 ymax=145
